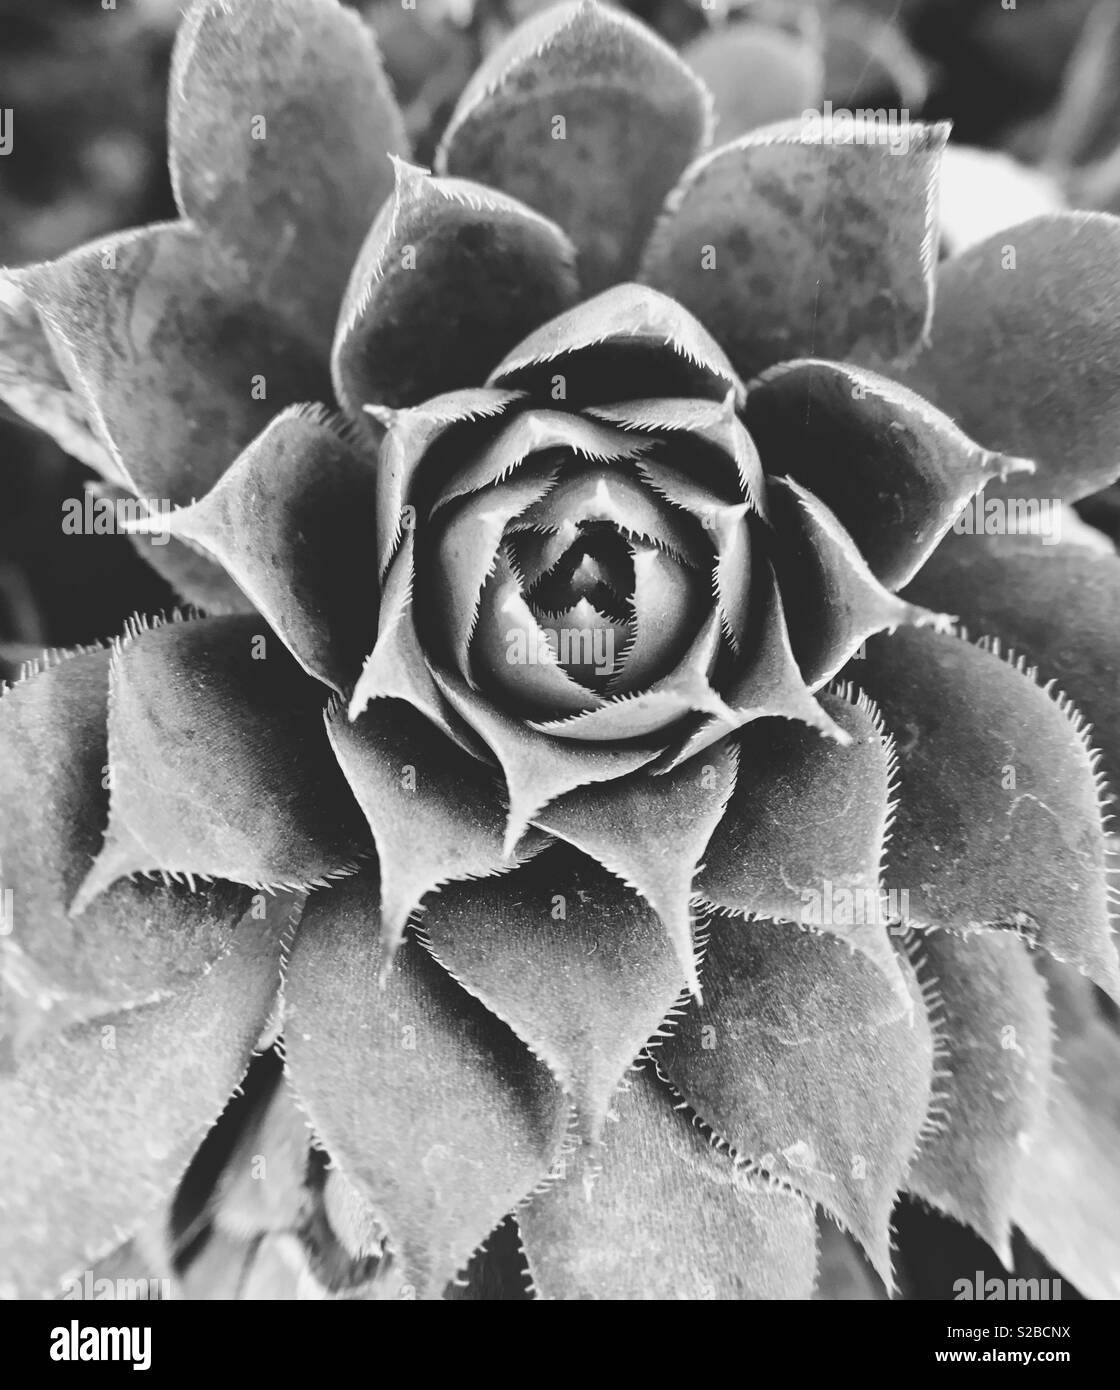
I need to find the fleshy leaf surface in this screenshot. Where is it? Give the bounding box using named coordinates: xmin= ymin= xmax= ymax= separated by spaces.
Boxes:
xmin=75 ymin=616 xmax=370 ymax=908
xmin=519 ymin=1063 xmax=818 ymax=1299
xmin=905 ymin=929 xmax=1051 ymax=1263
xmin=169 ymin=0 xmax=408 ymax=351
xmin=284 ymin=875 xmax=567 ymax=1298
xmin=0 ymin=910 xmax=284 ymax=1299
xmin=332 ymin=161 xmax=577 ymax=416
xmin=858 ymin=628 xmax=1120 ymax=1001
xmin=438 ymin=0 xmax=711 ymax=290
xmin=641 ymin=120 xmax=948 ymax=380
xmin=658 ymin=919 xmax=932 ymax=1284
xmin=420 ymin=843 xmax=684 ymax=1141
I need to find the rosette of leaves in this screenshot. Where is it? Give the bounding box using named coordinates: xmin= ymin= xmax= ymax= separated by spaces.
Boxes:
xmin=2 ymin=0 xmax=1120 ymax=1302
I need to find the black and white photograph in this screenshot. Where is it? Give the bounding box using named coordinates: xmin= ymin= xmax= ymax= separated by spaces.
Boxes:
xmin=0 ymin=0 xmax=1117 ymax=1345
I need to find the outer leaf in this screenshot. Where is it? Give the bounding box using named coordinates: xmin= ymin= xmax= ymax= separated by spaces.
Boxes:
xmin=683 ymin=23 xmax=824 ymax=144
xmin=75 ymin=616 xmax=370 ymax=910
xmin=658 ymin=919 xmax=932 ymax=1284
xmin=903 ymin=529 xmax=1120 ymax=794
xmin=487 ymin=282 xmax=745 ymax=406
xmin=0 ymin=910 xmax=284 ymax=1299
xmin=169 ymin=0 xmax=407 ymax=351
xmin=641 ymin=120 xmax=948 ymax=380
xmin=1012 ymin=961 xmax=1120 ymax=1299
xmin=0 ymin=649 xmax=250 ymax=1049
xmin=284 ymin=876 xmax=567 ymax=1298
xmin=914 ymin=213 xmax=1120 ymax=504
xmin=437 ymin=0 xmax=711 ymax=291
xmin=160 ymin=406 xmax=378 ymax=693
xmin=697 ymin=687 xmax=906 ymax=989
xmin=519 ymin=1062 xmax=818 ymax=1299
xmin=331 ymin=161 xmax=578 ymax=416
xmin=769 ymin=477 xmax=937 ymax=688
xmin=0 ymin=281 xmax=116 ymax=477
xmin=326 ymin=698 xmax=524 ymax=970
xmin=15 ymin=222 xmax=329 ymax=507
xmin=420 ymin=843 xmax=684 ymax=1142
xmin=905 ymin=930 xmax=1052 ymax=1264
xmin=859 ymin=628 xmax=1120 ymax=1001
xmin=745 ymin=358 xmax=1033 ymax=588
xmin=533 ymin=740 xmax=737 ymax=996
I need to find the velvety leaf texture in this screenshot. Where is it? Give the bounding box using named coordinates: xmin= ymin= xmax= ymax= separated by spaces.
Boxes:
xmin=659 ymin=919 xmax=932 ymax=1285
xmin=519 ymin=1064 xmax=818 ymax=1299
xmin=285 ymin=874 xmax=567 ymax=1298
xmin=858 ymin=628 xmax=1120 ymax=1002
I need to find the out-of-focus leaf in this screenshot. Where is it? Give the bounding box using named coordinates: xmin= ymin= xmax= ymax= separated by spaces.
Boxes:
xmin=14 ymin=223 xmax=330 ymax=506
xmin=937 ymin=147 xmax=1064 ymax=259
xmin=332 ymin=161 xmax=577 ymax=416
xmin=1012 ymin=961 xmax=1120 ymax=1299
xmin=0 ymin=648 xmax=252 ymax=1049
xmin=904 ymin=529 xmax=1120 ymax=796
xmin=75 ymin=616 xmax=370 ymax=910
xmin=905 ymin=929 xmax=1051 ymax=1264
xmin=0 ymin=910 xmax=284 ymax=1300
xmin=284 ymin=875 xmax=567 ymax=1298
xmin=211 ymin=1071 xmax=311 ymax=1241
xmin=519 ymin=1062 xmax=818 ymax=1299
xmin=488 ymin=283 xmax=744 ymax=406
xmin=770 ymin=477 xmax=937 ymax=688
xmin=859 ymin=628 xmax=1120 ymax=1002
xmin=435 ymin=670 xmax=659 ymax=855
xmin=698 ymin=687 xmax=905 ymax=988
xmin=169 ymin=0 xmax=407 ymax=351
xmin=814 ymin=1216 xmax=886 ymax=1300
xmin=533 ymin=742 xmax=736 ymax=995
xmin=659 ymin=919 xmax=932 ymax=1284
xmin=327 ymin=698 xmax=527 ymax=969
xmin=420 ymin=843 xmax=684 ymax=1141
xmin=158 ymin=406 xmax=378 ymax=693
xmin=914 ymin=213 xmax=1120 ymax=505
xmin=822 ymin=5 xmax=929 ymax=110
xmin=1044 ymin=0 xmax=1120 ymax=168
xmin=746 ymin=358 xmax=1032 ymax=588
xmin=438 ymin=0 xmax=710 ymax=290
xmin=641 ymin=120 xmax=948 ymax=381
xmin=662 ymin=562 xmax=843 ymax=769
xmin=0 ymin=282 xmax=116 ymax=477
xmin=683 ymin=23 xmax=824 ymax=143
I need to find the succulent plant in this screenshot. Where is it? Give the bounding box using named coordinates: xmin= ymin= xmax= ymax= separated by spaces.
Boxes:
xmin=2 ymin=0 xmax=1120 ymax=1302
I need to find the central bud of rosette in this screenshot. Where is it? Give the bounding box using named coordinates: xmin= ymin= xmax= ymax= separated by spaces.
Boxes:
xmin=373 ymin=286 xmax=773 ymax=751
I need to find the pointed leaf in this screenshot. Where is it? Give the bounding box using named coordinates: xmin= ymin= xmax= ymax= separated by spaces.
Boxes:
xmin=658 ymin=919 xmax=932 ymax=1284
xmin=641 ymin=120 xmax=949 ymax=380
xmin=161 ymin=406 xmax=378 ymax=693
xmin=905 ymin=929 xmax=1052 ymax=1263
xmin=487 ymin=283 xmax=744 ymax=406
xmin=0 ymin=909 xmax=284 ymax=1299
xmin=437 ymin=0 xmax=711 ymax=290
xmin=75 ymin=615 xmax=370 ymax=909
xmin=683 ymin=23 xmax=824 ymax=143
xmin=284 ymin=875 xmax=567 ymax=1297
xmin=697 ymin=687 xmax=905 ymax=987
xmin=915 ymin=213 xmax=1120 ymax=504
xmin=0 ymin=649 xmax=251 ymax=1049
xmin=534 ymin=739 xmax=737 ymax=994
xmin=859 ymin=627 xmax=1120 ymax=1001
xmin=745 ymin=358 xmax=1033 ymax=588
xmin=420 ymin=843 xmax=684 ymax=1141
xmin=332 ymin=160 xmax=578 ymax=416
xmin=770 ymin=477 xmax=937 ymax=688
xmin=519 ymin=1062 xmax=818 ymax=1299
xmin=326 ymin=697 xmax=523 ymax=966
xmin=904 ymin=528 xmax=1120 ymax=795
xmin=169 ymin=0 xmax=408 ymax=351
xmin=15 ymin=222 xmax=330 ymax=506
